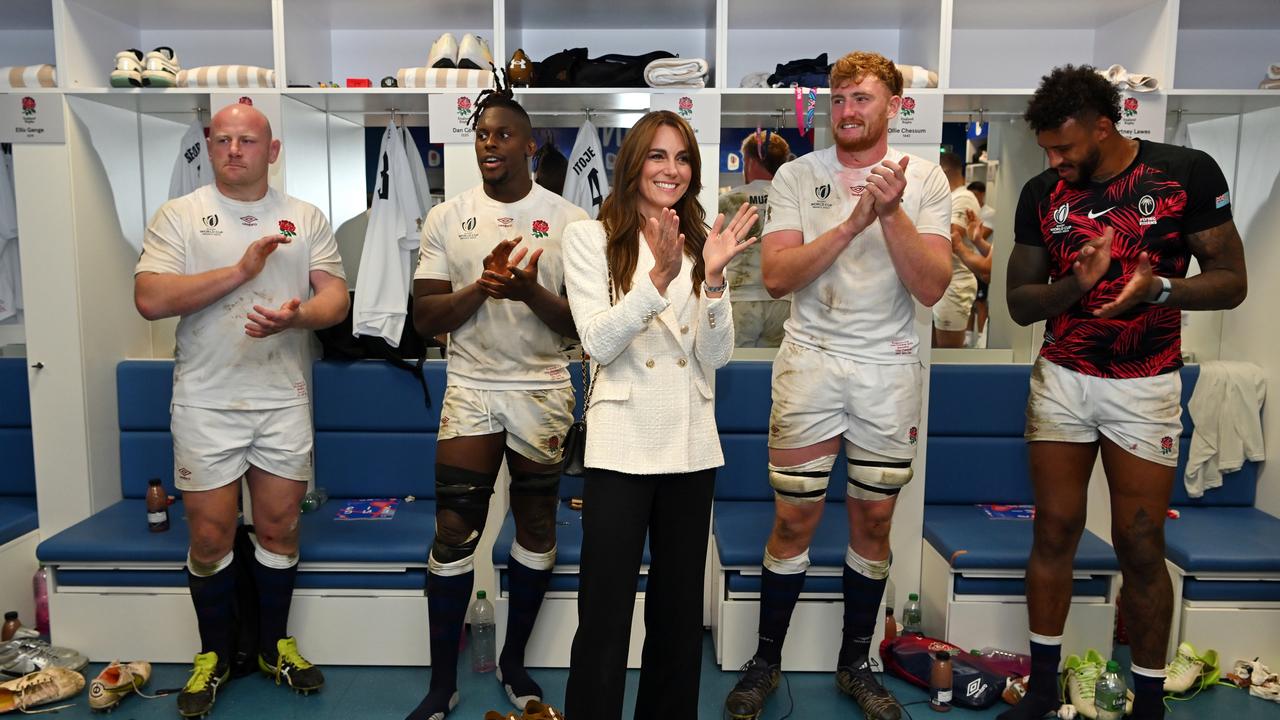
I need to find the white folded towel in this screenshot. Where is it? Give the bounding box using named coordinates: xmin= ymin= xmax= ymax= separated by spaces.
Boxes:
xmin=1260 ymin=78 xmax=1280 ymax=90
xmin=1268 ymin=63 xmax=1280 ymax=80
xmin=1185 ymin=361 xmax=1267 ymax=498
xmin=1099 ymin=64 xmax=1159 ymax=92
xmin=740 ymin=71 xmax=771 ymax=89
xmin=0 ymin=65 xmax=56 ymax=88
xmin=177 ymin=65 xmax=274 ymax=88
xmin=645 ymin=58 xmax=709 ymax=88
xmin=897 ymin=64 xmax=938 ymax=88
xmin=395 ymin=67 xmax=492 ymax=89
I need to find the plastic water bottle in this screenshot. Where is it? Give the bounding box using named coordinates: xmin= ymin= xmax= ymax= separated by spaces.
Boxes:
xmin=902 ymin=592 xmax=923 ymax=635
xmin=32 ymin=568 xmax=49 ymax=636
xmin=470 ymin=590 xmax=496 ymax=672
xmin=1095 ymin=660 xmax=1127 ymax=720
xmin=300 ymin=487 xmax=329 ymax=513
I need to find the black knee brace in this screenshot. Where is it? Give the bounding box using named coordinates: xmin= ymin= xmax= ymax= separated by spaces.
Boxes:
xmin=431 ymin=463 xmax=497 ymax=564
xmin=509 ymin=469 xmax=561 ymax=497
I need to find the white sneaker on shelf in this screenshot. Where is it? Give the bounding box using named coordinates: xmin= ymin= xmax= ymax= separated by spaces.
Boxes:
xmin=110 ymin=48 xmax=144 ymax=87
xmin=428 ymin=33 xmax=459 ymax=69
xmin=457 ymin=34 xmax=493 ymax=71
xmin=141 ymin=46 xmax=181 ymax=87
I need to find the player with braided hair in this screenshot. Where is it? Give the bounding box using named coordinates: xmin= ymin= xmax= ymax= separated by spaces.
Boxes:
xmin=403 ymin=69 xmax=588 ymax=720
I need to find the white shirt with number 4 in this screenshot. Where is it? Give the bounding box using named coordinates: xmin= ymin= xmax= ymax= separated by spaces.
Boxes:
xmin=763 ymin=145 xmax=951 ymax=363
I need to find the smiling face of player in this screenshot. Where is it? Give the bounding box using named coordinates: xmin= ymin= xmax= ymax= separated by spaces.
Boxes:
xmin=830 ymin=73 xmax=899 ymax=156
xmin=474 ymin=105 xmax=536 ymax=201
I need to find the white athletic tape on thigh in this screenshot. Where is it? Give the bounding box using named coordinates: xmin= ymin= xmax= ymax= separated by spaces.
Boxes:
xmin=769 ymin=454 xmax=836 ymax=503
xmin=846 ymin=445 xmax=913 ymax=497
xmin=511 ymin=540 xmax=557 ymax=571
xmin=187 ymin=549 xmax=234 ymax=577
xmin=763 ymin=549 xmax=811 ymax=575
xmin=429 ymin=550 xmax=474 ymax=576
xmin=844 ymin=546 xmax=890 ymax=580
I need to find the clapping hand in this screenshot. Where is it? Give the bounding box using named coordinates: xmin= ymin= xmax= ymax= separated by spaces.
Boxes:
xmin=646 ymin=208 xmax=685 ymax=295
xmin=703 ymin=201 xmax=760 ymax=279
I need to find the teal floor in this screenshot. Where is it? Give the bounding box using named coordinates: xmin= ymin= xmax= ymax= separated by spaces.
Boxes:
xmin=39 ymin=634 xmax=1275 ymax=719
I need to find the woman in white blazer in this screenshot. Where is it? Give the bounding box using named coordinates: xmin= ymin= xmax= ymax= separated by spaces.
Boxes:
xmin=561 ymin=110 xmax=759 ymax=719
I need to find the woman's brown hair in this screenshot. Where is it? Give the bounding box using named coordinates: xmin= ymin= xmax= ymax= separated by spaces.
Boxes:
xmin=599 ymin=110 xmax=706 ymax=296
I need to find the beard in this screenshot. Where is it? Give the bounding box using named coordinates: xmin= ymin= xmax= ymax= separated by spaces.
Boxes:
xmin=1064 ymin=145 xmax=1103 ymax=187
xmin=833 ymin=118 xmax=886 ymax=153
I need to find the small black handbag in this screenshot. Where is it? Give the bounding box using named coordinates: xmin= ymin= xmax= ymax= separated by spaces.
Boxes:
xmin=561 ymin=267 xmax=614 ymax=477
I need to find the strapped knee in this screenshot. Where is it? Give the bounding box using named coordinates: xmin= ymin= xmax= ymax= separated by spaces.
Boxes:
xmin=769 ymin=454 xmax=836 ymax=505
xmin=509 ymin=469 xmax=561 ymax=497
xmin=844 ymin=546 xmax=891 ymax=580
xmin=431 ymin=464 xmax=497 ymax=569
xmin=846 ymin=445 xmax=913 ymax=500
xmin=764 ymin=549 xmax=811 ymax=575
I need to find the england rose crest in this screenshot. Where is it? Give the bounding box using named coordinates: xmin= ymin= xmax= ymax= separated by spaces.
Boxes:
xmin=457 ymin=96 xmax=473 ymax=119
xmin=20 ymin=97 xmax=35 ymax=117
xmin=531 ymin=219 xmax=550 ymax=238
xmin=678 ymin=96 xmax=694 ymax=118
xmin=908 ymin=426 xmax=918 ymax=445
xmin=1160 ymin=436 xmax=1173 ymax=455
xmin=278 ymin=219 xmax=297 ymax=237
xmin=900 ymin=96 xmax=916 ymax=120
xmin=1124 ymin=97 xmax=1139 ymax=119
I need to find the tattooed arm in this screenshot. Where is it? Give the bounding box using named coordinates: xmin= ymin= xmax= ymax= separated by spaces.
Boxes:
xmin=1095 ymin=220 xmax=1247 ymax=317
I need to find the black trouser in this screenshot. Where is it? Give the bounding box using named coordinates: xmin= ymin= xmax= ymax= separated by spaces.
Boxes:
xmin=565 ymin=467 xmax=716 ymax=720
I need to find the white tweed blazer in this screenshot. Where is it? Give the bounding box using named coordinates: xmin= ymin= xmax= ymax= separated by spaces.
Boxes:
xmin=562 ymin=220 xmax=733 ymax=475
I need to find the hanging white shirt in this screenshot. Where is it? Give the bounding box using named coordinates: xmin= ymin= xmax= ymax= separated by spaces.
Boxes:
xmin=168 ymin=119 xmax=213 ymax=200
xmin=400 ymin=126 xmax=433 ymax=227
xmin=353 ymin=120 xmax=422 ymax=345
xmin=562 ymin=119 xmax=609 ymax=219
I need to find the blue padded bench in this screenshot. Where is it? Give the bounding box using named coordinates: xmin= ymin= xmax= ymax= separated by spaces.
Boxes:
xmin=710 ymin=360 xmax=857 ymax=670
xmin=1160 ymin=365 xmax=1277 ymax=663
xmin=35 ymin=359 xmax=451 ymax=665
xmin=488 ymin=363 xmax=656 ymax=668
xmin=0 ymin=358 xmax=37 ymax=544
xmin=0 ymin=357 xmax=39 ymax=625
xmin=920 ymin=364 xmax=1120 ymax=660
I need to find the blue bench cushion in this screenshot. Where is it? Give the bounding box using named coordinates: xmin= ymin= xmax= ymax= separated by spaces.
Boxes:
xmin=53 ymin=569 xmax=427 ymax=591
xmin=714 ymin=501 xmax=850 ymax=568
xmin=39 ymin=499 xmax=436 ymax=567
xmin=923 ymin=505 xmax=1118 ymax=571
xmin=714 ymin=361 xmax=773 ymax=433
xmin=1182 ymin=579 xmax=1280 ymax=602
xmin=0 ymin=428 xmax=35 ymax=497
xmin=315 ymin=432 xmax=439 ymax=498
xmin=38 ymin=500 xmax=191 ymax=564
xmin=1164 ymin=507 xmax=1280 ymax=573
xmin=117 ymin=361 xmax=174 ymax=430
xmin=928 ymin=364 xmax=1032 ymax=437
xmin=0 ymin=497 xmax=37 ymax=546
xmin=0 ymin=358 xmax=31 ymax=427
xmin=492 ymin=500 xmax=649 ymax=568
xmin=925 ymin=437 xmax=1033 ymax=505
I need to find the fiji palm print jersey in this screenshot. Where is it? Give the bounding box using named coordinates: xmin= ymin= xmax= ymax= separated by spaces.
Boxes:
xmin=1014 ymin=139 xmax=1232 ymax=378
